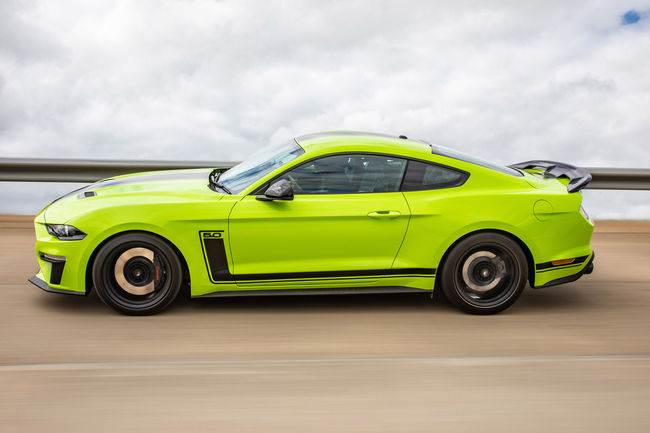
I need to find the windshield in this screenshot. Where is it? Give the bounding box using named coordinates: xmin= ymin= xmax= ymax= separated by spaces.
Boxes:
xmin=217 ymin=140 xmax=305 ymax=194
xmin=430 ymin=144 xmax=522 ymax=177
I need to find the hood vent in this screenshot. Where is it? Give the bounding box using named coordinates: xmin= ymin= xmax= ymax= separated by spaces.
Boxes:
xmin=77 ymin=191 xmax=96 ymax=199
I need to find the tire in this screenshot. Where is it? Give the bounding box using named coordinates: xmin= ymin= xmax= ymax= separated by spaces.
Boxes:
xmin=92 ymin=232 xmax=183 ymax=315
xmin=439 ymin=232 xmax=528 ymax=315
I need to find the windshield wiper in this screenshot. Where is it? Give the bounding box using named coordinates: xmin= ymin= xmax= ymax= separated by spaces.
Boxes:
xmin=209 ymin=169 xmax=232 ymax=194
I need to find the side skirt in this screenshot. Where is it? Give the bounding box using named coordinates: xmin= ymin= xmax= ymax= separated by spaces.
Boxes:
xmin=193 ymin=286 xmax=431 ymax=298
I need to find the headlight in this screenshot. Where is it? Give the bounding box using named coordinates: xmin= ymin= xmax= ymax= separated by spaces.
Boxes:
xmin=580 ymin=205 xmax=590 ymax=221
xmin=46 ymin=224 xmax=87 ymax=240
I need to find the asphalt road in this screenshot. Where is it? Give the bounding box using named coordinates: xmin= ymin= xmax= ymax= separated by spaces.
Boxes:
xmin=1 ymin=216 xmax=649 ymax=432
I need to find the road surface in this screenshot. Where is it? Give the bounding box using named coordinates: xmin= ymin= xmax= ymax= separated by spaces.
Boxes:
xmin=1 ymin=216 xmax=649 ymax=432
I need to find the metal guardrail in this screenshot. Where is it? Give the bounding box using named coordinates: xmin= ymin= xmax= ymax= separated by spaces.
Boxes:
xmin=0 ymin=158 xmax=235 ymax=183
xmin=585 ymin=168 xmax=650 ymax=190
xmin=0 ymin=158 xmax=649 ymax=190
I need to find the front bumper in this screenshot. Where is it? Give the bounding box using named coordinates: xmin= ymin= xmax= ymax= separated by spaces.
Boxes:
xmin=28 ymin=275 xmax=86 ymax=296
xmin=32 ymin=219 xmax=88 ymax=295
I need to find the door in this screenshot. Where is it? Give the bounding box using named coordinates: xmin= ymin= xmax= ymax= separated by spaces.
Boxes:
xmin=228 ymin=153 xmax=411 ymax=283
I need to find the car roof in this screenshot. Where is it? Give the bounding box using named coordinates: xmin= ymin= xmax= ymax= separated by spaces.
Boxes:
xmin=294 ymin=131 xmax=432 ymax=156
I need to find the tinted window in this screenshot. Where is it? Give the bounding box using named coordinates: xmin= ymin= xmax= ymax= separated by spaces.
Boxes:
xmin=276 ymin=154 xmax=407 ymax=194
xmin=401 ymin=160 xmax=467 ymax=191
xmin=429 ymin=143 xmax=522 ymax=177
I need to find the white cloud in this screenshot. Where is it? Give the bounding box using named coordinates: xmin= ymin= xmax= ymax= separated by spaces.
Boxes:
xmin=0 ymin=0 xmax=649 ymax=217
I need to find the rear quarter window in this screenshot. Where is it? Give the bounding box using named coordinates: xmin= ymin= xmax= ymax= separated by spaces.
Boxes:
xmin=401 ymin=160 xmax=468 ymax=191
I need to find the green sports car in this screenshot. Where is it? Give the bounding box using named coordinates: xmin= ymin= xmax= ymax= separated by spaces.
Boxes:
xmin=29 ymin=131 xmax=594 ymax=315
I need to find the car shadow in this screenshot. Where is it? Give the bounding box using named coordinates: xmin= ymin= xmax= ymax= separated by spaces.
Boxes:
xmin=171 ymin=290 xmax=457 ymax=314
xmin=34 ymin=283 xmax=595 ymax=316
xmin=175 ymin=283 xmax=595 ymax=315
xmin=512 ymin=283 xmax=596 ymax=313
xmin=35 ymin=290 xmax=111 ymax=315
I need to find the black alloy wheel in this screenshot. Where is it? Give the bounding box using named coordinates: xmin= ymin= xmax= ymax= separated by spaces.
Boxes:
xmin=92 ymin=233 xmax=183 ymax=315
xmin=439 ymin=232 xmax=528 ymax=314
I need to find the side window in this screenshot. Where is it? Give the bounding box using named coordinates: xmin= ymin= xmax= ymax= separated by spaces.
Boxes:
xmin=276 ymin=154 xmax=407 ymax=194
xmin=401 ymin=160 xmax=467 ymax=191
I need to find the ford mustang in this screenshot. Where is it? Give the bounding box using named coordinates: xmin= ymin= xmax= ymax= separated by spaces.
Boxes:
xmin=29 ymin=131 xmax=594 ymax=315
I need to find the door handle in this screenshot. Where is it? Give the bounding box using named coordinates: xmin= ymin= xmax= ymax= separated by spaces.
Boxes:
xmin=367 ymin=211 xmax=401 ymax=219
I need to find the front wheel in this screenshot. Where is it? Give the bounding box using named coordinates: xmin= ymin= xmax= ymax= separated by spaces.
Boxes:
xmin=439 ymin=232 xmax=528 ymax=314
xmin=92 ymin=233 xmax=183 ymax=315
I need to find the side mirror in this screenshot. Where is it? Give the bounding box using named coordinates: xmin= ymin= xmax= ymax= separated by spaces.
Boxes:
xmin=256 ymin=179 xmax=294 ymax=201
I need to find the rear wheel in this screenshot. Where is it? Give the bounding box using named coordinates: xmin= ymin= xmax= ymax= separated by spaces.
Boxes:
xmin=92 ymin=233 xmax=183 ymax=315
xmin=439 ymin=232 xmax=528 ymax=314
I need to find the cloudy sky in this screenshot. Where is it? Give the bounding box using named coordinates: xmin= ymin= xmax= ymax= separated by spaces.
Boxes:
xmin=0 ymin=0 xmax=649 ymax=217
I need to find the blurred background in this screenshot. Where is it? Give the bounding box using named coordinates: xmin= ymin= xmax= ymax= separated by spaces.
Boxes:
xmin=1 ymin=1 xmax=649 ymax=432
xmin=0 ymin=0 xmax=649 ymax=216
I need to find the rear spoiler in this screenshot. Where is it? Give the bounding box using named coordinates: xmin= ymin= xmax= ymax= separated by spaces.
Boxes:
xmin=510 ymin=160 xmax=592 ymax=193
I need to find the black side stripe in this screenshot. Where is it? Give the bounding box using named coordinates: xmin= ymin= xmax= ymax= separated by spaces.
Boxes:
xmin=535 ymin=263 xmax=583 ymax=274
xmin=235 ymin=275 xmax=426 ymax=284
xmin=199 ymin=231 xmax=435 ymax=283
xmin=535 ymin=255 xmax=589 ymax=271
xmin=234 ymin=268 xmax=436 ymax=281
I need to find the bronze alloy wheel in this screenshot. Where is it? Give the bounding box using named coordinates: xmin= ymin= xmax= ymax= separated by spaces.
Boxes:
xmin=92 ymin=233 xmax=183 ymax=315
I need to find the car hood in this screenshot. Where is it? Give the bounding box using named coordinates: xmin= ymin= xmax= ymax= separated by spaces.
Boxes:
xmin=41 ymin=168 xmax=224 ymax=224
